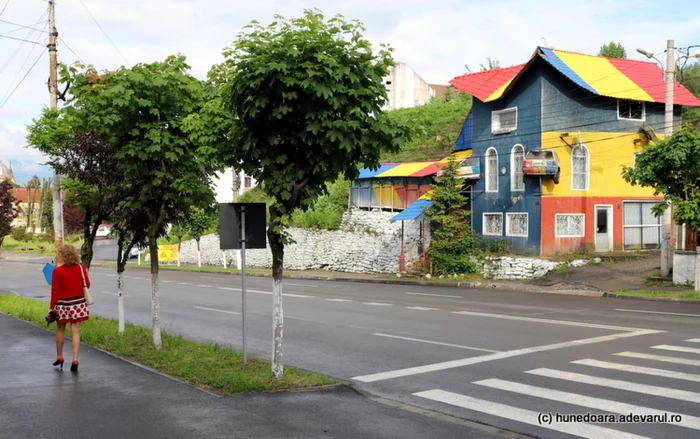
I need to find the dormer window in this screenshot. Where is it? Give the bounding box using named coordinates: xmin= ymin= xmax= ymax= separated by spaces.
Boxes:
xmin=618 ymin=99 xmax=645 ymax=121
xmin=492 ymin=107 xmax=517 ymax=134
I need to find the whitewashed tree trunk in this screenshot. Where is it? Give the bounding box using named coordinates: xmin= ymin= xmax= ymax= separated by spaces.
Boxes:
xmin=197 ymin=239 xmax=202 ymax=268
xmin=177 ymin=242 xmax=181 ymax=267
xmin=272 ymin=276 xmax=284 ymax=379
xmin=117 ymin=272 xmax=125 ymax=334
xmin=222 ymin=252 xmax=227 ymax=269
xmin=151 ymin=270 xmax=162 ymax=348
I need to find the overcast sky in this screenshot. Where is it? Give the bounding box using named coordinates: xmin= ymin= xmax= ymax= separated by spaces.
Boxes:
xmin=1 ymin=0 xmax=699 ymax=185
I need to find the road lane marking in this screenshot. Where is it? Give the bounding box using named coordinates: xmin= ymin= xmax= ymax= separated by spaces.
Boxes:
xmin=474 ymin=378 xmax=700 ymax=432
xmin=162 ymin=280 xmax=175 ymax=283
xmin=215 ymin=286 xmax=313 ymax=298
xmin=326 ymin=298 xmax=352 ymax=302
xmin=406 ymin=306 xmax=439 ymax=311
xmin=451 ymin=310 xmax=653 ymax=331
xmin=362 ymin=302 xmax=393 ymax=306
xmin=101 ymin=291 xmax=119 ymax=296
xmin=286 ymin=283 xmax=319 ymax=288
xmin=193 ymin=306 xmax=240 ymax=315
xmin=178 ymin=282 xmax=192 ymax=285
xmin=615 ymin=308 xmax=700 ymax=318
xmin=527 ymin=368 xmax=700 ymax=404
xmin=352 ymin=329 xmax=660 ymax=383
xmin=615 ymin=352 xmax=700 ymax=367
xmin=572 ymin=358 xmax=700 ymax=382
xmin=687 ymin=338 xmax=700 ymax=343
xmin=651 ymin=344 xmax=700 ymax=355
xmin=195 ymin=284 xmax=212 ymax=288
xmin=405 ymin=292 xmax=462 ymax=298
xmin=374 ymin=333 xmax=499 ymax=353
xmin=413 ymin=390 xmax=650 ymax=439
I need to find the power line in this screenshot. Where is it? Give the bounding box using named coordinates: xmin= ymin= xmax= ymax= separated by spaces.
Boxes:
xmin=0 ymin=0 xmax=10 ymax=18
xmin=58 ymin=36 xmax=85 ymax=65
xmin=0 ymin=33 xmax=45 ymax=45
xmin=0 ymin=8 xmax=48 ymax=76
xmin=0 ymin=18 xmax=49 ymax=35
xmin=0 ymin=48 xmax=47 ymax=111
xmin=78 ymin=0 xmax=130 ymax=66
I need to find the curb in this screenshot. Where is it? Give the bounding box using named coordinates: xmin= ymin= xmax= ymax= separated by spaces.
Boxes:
xmin=603 ymin=292 xmax=700 ymax=303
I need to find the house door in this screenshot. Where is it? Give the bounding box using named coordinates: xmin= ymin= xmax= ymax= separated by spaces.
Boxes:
xmin=595 ymin=205 xmax=613 ymax=253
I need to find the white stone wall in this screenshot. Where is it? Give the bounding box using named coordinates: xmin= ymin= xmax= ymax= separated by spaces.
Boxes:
xmin=673 ymin=251 xmax=696 ymax=285
xmin=482 ymin=256 xmax=595 ymax=280
xmin=177 ymin=209 xmax=424 ymax=274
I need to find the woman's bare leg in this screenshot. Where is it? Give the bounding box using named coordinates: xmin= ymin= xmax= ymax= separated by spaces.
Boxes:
xmin=56 ymin=323 xmax=65 ymax=359
xmin=70 ymin=322 xmax=80 ymax=363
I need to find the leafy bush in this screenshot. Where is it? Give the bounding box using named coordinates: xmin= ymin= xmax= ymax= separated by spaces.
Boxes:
xmin=289 ymin=177 xmax=350 ymax=230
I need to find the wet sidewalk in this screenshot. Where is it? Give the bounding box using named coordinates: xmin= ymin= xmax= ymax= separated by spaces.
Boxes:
xmin=0 ymin=313 xmax=507 ymax=439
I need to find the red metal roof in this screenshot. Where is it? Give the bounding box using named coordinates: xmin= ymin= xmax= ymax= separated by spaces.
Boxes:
xmin=449 ymin=64 xmax=526 ymax=102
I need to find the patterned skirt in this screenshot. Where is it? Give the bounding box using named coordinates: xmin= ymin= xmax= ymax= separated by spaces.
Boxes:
xmin=55 ymin=296 xmax=89 ymax=324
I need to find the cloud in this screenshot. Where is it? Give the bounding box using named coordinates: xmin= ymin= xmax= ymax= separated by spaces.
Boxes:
xmin=1 ymin=0 xmax=699 ymax=185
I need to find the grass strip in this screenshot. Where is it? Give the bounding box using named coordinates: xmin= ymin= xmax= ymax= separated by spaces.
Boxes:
xmin=0 ymin=294 xmax=338 ymax=395
xmin=611 ymin=289 xmax=700 ymax=300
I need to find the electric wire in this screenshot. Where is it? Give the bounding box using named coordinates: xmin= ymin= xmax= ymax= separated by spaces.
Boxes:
xmin=0 ymin=8 xmax=48 ymax=75
xmin=0 ymin=18 xmax=49 ymax=35
xmin=78 ymin=0 xmax=130 ymax=66
xmin=0 ymin=0 xmax=10 ymax=19
xmin=0 ymin=16 xmax=48 ymax=106
xmin=0 ymin=48 xmax=47 ymax=111
xmin=58 ymin=36 xmax=85 ymax=65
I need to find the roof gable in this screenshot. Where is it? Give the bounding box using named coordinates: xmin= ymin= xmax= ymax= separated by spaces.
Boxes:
xmin=450 ymin=46 xmax=700 ymax=107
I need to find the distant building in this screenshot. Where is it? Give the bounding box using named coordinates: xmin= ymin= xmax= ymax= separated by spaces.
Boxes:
xmin=0 ymin=161 xmax=15 ymax=183
xmin=213 ymin=169 xmax=257 ymax=203
xmin=383 ymin=63 xmax=447 ymax=110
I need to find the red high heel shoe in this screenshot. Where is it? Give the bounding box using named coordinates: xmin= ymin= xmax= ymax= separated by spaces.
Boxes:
xmin=53 ymin=358 xmax=64 ymax=370
xmin=70 ymin=361 xmax=79 ymax=373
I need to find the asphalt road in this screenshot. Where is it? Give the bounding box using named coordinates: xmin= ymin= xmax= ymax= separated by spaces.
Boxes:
xmin=3 ymin=257 xmax=700 ymax=439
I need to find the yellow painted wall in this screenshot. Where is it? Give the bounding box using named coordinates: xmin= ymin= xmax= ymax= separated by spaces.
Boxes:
xmin=540 ymin=131 xmax=662 ymax=198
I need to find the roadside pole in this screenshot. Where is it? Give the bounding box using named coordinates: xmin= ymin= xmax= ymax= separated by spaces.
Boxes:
xmin=240 ymin=205 xmax=247 ymax=364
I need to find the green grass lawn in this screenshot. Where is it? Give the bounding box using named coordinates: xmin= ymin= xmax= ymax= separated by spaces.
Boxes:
xmin=0 ymin=294 xmax=338 ymax=395
xmin=1 ymin=235 xmax=84 ymax=254
xmin=612 ymin=289 xmax=700 ymax=300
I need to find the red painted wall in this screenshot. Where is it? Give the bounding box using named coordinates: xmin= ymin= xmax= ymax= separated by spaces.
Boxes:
xmin=540 ymin=196 xmax=662 ymax=255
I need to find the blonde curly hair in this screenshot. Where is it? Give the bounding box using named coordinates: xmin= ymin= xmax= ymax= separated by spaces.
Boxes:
xmin=56 ymin=244 xmax=81 ymax=266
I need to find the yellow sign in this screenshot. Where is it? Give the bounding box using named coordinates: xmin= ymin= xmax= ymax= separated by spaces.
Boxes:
xmin=157 ymin=244 xmax=178 ymax=262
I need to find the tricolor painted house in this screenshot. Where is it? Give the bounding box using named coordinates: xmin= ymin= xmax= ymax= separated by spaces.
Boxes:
xmin=450 ymin=46 xmax=700 ymax=255
xmin=354 ymin=46 xmax=700 ymax=258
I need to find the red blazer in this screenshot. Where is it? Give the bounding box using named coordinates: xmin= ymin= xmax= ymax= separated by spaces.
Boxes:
xmin=50 ymin=264 xmax=91 ymax=309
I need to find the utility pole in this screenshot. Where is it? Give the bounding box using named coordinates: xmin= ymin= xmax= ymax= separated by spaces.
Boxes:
xmin=48 ymin=0 xmax=63 ymax=250
xmin=660 ymin=39 xmax=675 ymax=278
xmin=232 ymin=168 xmax=240 ymax=202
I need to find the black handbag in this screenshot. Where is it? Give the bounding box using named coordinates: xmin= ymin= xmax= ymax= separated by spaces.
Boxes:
xmin=45 ymin=309 xmax=58 ymax=326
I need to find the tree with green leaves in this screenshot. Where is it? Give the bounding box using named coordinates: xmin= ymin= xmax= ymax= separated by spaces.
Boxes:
xmin=0 ymin=180 xmax=20 ymax=247
xmin=598 ymin=42 xmax=627 ymax=59
xmin=168 ymin=214 xmax=188 ymax=267
xmin=186 ymin=9 xmax=410 ymax=378
xmin=679 ymin=61 xmax=700 ymax=128
xmin=464 ymin=57 xmax=500 ymax=74
xmin=57 ymin=56 xmax=221 ymax=348
xmin=184 ymin=206 xmax=216 ymax=267
xmin=425 ymin=157 xmax=480 ymax=275
xmin=622 ymin=124 xmax=700 ymax=290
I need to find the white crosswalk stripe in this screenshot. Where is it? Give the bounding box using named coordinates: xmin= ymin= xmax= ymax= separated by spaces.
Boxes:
xmin=474 ymin=378 xmax=700 ymax=431
xmin=615 ymin=352 xmax=700 ymax=367
xmin=413 ymin=389 xmax=653 ymax=439
xmin=652 ymin=345 xmax=700 ymax=355
xmin=686 ymin=339 xmax=700 ymax=343
xmin=572 ymin=358 xmax=700 ymax=383
xmin=527 ymin=368 xmax=700 ymax=404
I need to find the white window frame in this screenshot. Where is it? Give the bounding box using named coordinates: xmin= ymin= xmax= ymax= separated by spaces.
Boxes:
xmin=485 ymin=147 xmax=498 ymax=193
xmin=571 ymin=143 xmax=590 ymax=191
xmin=622 ymin=200 xmax=662 ymax=250
xmin=555 ymin=213 xmax=586 ymax=238
xmin=511 ymin=144 xmax=525 ymax=192
xmin=483 ymin=213 xmax=503 ymax=236
xmin=506 ymin=212 xmax=528 ymax=237
xmin=491 ymin=107 xmax=518 ymax=134
xmin=617 ymin=99 xmax=646 ymax=121
xmin=633 ymin=152 xmax=642 ymax=167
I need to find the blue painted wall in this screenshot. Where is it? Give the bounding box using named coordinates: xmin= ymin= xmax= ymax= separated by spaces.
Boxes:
xmin=469 ymin=63 xmax=544 ymax=255
xmin=540 ymin=62 xmax=683 ymax=134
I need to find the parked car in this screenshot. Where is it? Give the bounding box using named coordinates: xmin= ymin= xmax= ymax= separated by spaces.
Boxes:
xmin=95 ymin=224 xmax=111 ymax=238
xmin=522 ymin=149 xmax=560 ymax=184
xmin=128 ymin=244 xmax=147 ymax=259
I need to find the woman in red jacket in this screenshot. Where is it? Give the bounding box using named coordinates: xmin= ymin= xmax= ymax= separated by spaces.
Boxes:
xmin=49 ymin=244 xmax=91 ymax=372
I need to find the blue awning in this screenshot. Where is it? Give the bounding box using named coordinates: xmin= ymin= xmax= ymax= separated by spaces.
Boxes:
xmin=390 ymin=199 xmax=433 ymax=222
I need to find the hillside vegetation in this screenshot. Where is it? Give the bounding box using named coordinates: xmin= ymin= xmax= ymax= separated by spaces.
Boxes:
xmin=382 ymin=90 xmax=472 ymax=162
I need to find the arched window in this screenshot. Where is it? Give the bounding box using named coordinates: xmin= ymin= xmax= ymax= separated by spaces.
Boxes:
xmin=571 ymin=144 xmax=589 ymax=190
xmin=485 ymin=147 xmax=498 ymax=193
xmin=511 ymin=144 xmax=524 ymax=192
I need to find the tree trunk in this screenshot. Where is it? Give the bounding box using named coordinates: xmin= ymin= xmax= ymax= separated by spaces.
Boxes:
xmin=695 ymin=251 xmax=700 ymax=292
xmin=197 ymin=239 xmax=201 ymax=268
xmin=177 ymin=241 xmax=181 ymax=267
xmin=117 ymin=271 xmax=125 ymax=334
xmin=148 ymin=220 xmax=162 ymax=349
xmin=268 ymin=206 xmax=284 ymax=379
